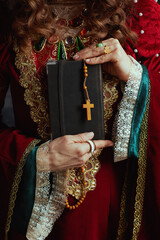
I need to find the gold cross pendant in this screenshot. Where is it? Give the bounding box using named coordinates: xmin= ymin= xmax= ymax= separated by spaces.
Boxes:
xmin=83 ymin=99 xmax=94 ymax=121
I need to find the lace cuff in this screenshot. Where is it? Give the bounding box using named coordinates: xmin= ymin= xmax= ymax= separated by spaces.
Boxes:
xmin=113 ymin=56 xmax=143 ymax=162
xmin=26 ymin=142 xmax=67 ymax=240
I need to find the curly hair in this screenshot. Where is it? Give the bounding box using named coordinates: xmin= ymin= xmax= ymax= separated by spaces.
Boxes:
xmin=85 ymin=0 xmax=136 ymax=44
xmin=0 ymin=0 xmax=137 ymax=53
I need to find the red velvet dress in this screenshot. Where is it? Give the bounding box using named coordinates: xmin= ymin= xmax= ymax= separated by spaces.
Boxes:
xmin=1 ymin=0 xmax=160 ymax=239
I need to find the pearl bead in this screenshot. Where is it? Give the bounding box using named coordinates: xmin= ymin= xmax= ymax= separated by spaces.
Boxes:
xmin=155 ymin=0 xmax=158 ymax=2
xmin=139 ymin=13 xmax=143 ymax=16
xmin=140 ymin=30 xmax=144 ymax=34
xmin=156 ymin=53 xmax=159 ymax=57
xmin=134 ymin=0 xmax=138 ymax=2
xmin=134 ymin=49 xmax=138 ymax=53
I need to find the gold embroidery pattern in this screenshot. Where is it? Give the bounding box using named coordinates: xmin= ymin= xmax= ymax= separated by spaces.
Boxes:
xmin=117 ymin=86 xmax=150 ymax=240
xmin=67 ymin=152 xmax=101 ymax=200
xmin=14 ymin=45 xmax=50 ymax=140
xmin=68 ymin=78 xmax=119 ymax=200
xmin=132 ymin=87 xmax=150 ymax=240
xmin=5 ymin=139 xmax=41 ymax=240
xmin=103 ymin=76 xmax=119 ymax=133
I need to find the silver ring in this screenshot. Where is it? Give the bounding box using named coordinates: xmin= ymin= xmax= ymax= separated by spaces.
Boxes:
xmin=87 ymin=140 xmax=95 ymax=154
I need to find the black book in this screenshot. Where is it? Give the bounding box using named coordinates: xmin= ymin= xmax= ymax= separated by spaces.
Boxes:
xmin=47 ymin=60 xmax=104 ymax=140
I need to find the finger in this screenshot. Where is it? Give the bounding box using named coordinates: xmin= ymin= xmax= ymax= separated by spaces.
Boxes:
xmin=69 ymin=132 xmax=94 ymax=143
xmin=73 ymin=140 xmax=94 ymax=157
xmin=71 ymin=139 xmax=97 ymax=157
xmin=94 ymin=140 xmax=114 ymax=150
xmin=84 ymin=50 xmax=115 ymax=65
xmin=80 ymin=38 xmax=117 ymax=55
xmin=102 ymin=38 xmax=120 ymax=47
xmin=49 ymin=133 xmax=94 ymax=160
xmin=73 ymin=44 xmax=100 ymax=60
xmin=74 ymin=140 xmax=112 ymax=157
xmin=73 ymin=44 xmax=113 ymax=60
xmin=73 ymin=38 xmax=119 ymax=61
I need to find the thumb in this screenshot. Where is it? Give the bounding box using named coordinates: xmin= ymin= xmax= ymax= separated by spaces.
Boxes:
xmin=71 ymin=132 xmax=94 ymax=143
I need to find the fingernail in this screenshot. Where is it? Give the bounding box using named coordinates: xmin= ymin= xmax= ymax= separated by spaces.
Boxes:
xmin=86 ymin=58 xmax=90 ymax=62
xmin=108 ymin=141 xmax=114 ymax=147
xmin=86 ymin=132 xmax=94 ymax=138
xmin=73 ymin=53 xmax=80 ymax=60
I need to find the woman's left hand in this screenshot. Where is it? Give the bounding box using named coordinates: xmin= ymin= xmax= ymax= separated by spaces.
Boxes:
xmin=73 ymin=38 xmax=132 ymax=82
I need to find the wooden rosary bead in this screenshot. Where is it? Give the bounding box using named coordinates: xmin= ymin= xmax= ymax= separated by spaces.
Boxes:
xmin=66 ymin=166 xmax=86 ymax=210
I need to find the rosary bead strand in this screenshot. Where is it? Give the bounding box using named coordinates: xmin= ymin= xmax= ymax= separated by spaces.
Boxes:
xmin=66 ymin=166 xmax=87 ymax=210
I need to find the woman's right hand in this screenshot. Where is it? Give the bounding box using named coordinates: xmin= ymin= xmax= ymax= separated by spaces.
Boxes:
xmin=37 ymin=132 xmax=113 ymax=172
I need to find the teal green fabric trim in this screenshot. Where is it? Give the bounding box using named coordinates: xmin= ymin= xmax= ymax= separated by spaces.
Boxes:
xmin=125 ymin=65 xmax=150 ymax=222
xmin=128 ymin=65 xmax=150 ymax=159
xmin=11 ymin=147 xmax=38 ymax=235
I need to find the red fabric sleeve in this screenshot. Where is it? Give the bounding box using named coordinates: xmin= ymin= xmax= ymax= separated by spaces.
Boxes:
xmin=0 ymin=43 xmax=36 ymax=238
xmin=126 ymin=0 xmax=160 ymax=59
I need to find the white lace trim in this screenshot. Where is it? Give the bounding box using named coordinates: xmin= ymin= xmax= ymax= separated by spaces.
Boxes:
xmin=26 ymin=143 xmax=67 ymax=240
xmin=113 ymin=56 xmax=143 ymax=162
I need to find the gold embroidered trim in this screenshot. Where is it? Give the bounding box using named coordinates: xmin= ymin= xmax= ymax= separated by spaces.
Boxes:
xmin=117 ymin=86 xmax=150 ymax=240
xmin=116 ymin=179 xmax=128 ymax=240
xmin=67 ymin=151 xmax=101 ymax=199
xmin=132 ymin=86 xmax=150 ymax=240
xmin=103 ymin=77 xmax=119 ymax=133
xmin=5 ymin=139 xmax=41 ymax=240
xmin=68 ymin=77 xmax=119 ymax=199
xmin=14 ymin=44 xmax=50 ymax=140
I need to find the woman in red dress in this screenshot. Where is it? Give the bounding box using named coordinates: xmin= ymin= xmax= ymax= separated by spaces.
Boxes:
xmin=0 ymin=0 xmax=160 ymax=239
